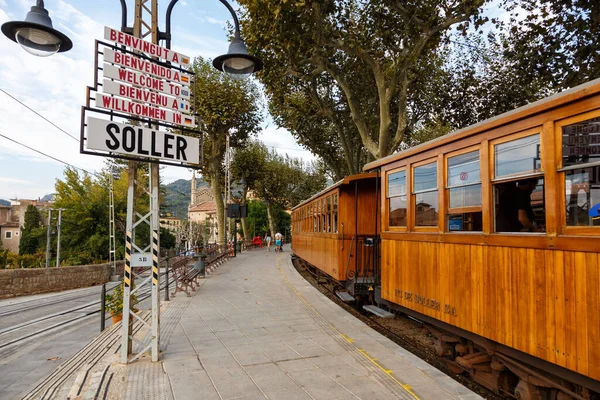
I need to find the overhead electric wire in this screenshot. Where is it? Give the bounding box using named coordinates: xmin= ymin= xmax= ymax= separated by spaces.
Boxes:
xmin=0 ymin=88 xmax=80 ymax=143
xmin=0 ymin=132 xmax=92 ymax=175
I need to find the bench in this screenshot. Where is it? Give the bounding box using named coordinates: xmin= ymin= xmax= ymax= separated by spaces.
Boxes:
xmin=170 ymin=257 xmax=200 ymax=297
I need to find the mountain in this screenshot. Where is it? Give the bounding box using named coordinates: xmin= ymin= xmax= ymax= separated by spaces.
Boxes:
xmin=41 ymin=194 xmax=55 ymax=202
xmin=162 ymin=178 xmax=209 ymax=219
xmin=0 ymin=199 xmax=9 ymax=206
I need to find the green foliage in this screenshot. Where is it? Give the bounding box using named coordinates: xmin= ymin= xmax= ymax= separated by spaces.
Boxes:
xmin=6 ymin=252 xmax=45 ymax=269
xmin=0 ymin=249 xmax=8 ymax=269
xmin=239 ymin=0 xmax=488 ymax=163
xmin=496 ymin=0 xmax=600 ymax=91
xmin=19 ymin=205 xmax=45 ymax=255
xmin=191 ymin=57 xmax=263 ymax=243
xmin=105 ymin=283 xmax=138 ymax=316
xmin=0 ymin=199 xmax=9 ymax=206
xmin=246 ymin=200 xmax=290 ymax=237
xmin=160 ymin=227 xmax=176 ymax=251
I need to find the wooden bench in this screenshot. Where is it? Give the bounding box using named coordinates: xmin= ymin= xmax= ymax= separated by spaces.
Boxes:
xmin=170 ymin=257 xmax=200 ymax=297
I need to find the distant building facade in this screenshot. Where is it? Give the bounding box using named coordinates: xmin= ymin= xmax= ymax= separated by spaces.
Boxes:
xmin=188 ymin=172 xmax=218 ymax=243
xmin=0 ymin=198 xmax=53 ymax=253
xmin=159 ymin=216 xmax=182 ymax=233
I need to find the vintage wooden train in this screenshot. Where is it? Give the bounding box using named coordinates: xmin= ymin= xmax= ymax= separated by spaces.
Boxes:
xmin=291 ymin=79 xmax=600 ymax=399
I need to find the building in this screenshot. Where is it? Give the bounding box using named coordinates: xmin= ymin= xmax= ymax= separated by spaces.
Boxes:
xmin=159 ymin=216 xmax=182 ymax=233
xmin=188 ymin=172 xmax=219 ymax=243
xmin=0 ymin=206 xmax=20 ymax=253
xmin=0 ymin=199 xmax=53 ymax=254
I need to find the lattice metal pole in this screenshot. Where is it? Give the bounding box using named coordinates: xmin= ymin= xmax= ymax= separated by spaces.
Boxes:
xmin=121 ymin=0 xmax=161 ymax=364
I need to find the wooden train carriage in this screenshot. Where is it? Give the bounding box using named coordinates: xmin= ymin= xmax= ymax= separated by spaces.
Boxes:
xmin=291 ymin=173 xmax=378 ymax=286
xmin=365 ymin=79 xmax=600 ymax=395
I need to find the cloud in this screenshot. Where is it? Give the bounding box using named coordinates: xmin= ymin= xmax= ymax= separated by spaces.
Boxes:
xmin=0 ymin=177 xmax=34 ymax=185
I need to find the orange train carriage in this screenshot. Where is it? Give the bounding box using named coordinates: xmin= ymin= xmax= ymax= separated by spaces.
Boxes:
xmin=292 ymin=79 xmax=600 ymax=399
xmin=291 ymin=173 xmax=380 ymax=296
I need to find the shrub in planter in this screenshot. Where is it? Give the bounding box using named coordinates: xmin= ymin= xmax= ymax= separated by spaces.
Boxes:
xmin=105 ymin=283 xmax=138 ymax=324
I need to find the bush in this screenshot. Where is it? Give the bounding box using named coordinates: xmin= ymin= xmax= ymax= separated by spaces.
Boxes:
xmin=105 ymin=283 xmax=138 ymax=316
xmin=6 ymin=252 xmax=45 ymax=269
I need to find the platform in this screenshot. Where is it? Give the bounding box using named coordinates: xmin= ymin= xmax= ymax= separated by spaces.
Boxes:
xmin=156 ymin=245 xmax=481 ymax=400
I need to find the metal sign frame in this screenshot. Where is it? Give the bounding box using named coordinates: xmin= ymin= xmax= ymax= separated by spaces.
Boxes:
xmin=79 ymin=106 xmax=203 ymax=169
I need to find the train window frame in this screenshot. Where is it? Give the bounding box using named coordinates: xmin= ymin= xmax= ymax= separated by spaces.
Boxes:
xmin=322 ymin=198 xmax=327 ymax=233
xmin=326 ymin=196 xmax=332 ymax=233
xmin=333 ymin=192 xmax=339 ymax=234
xmin=556 ymin=109 xmax=600 ymax=235
xmin=445 ymin=147 xmax=483 ymax=233
xmin=386 ymin=167 xmax=408 ymax=231
xmin=490 ymin=128 xmax=546 ymax=234
xmin=412 ymin=158 xmax=439 ymax=231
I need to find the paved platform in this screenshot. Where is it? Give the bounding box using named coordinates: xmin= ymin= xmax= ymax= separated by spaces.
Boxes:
xmin=154 ymin=245 xmax=481 ymax=400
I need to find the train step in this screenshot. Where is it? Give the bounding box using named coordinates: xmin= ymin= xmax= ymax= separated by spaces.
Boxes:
xmin=363 ymin=305 xmax=395 ymax=319
xmin=335 ymin=291 xmax=355 ymax=302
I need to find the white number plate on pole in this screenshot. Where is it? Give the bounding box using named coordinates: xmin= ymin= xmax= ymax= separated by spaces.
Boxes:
xmin=131 ymin=253 xmax=153 ymax=267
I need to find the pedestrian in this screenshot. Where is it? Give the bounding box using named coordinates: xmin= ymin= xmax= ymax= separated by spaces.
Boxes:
xmin=264 ymin=231 xmax=272 ymax=251
xmin=275 ymin=231 xmax=283 ymax=252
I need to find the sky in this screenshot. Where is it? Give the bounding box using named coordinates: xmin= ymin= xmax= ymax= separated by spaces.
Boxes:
xmin=0 ymin=0 xmax=314 ymax=200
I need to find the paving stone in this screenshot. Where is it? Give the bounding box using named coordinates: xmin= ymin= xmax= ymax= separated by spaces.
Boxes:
xmin=214 ymin=377 xmax=263 ymax=399
xmin=163 ymin=357 xmax=203 ymax=374
xmin=261 ymin=388 xmax=313 ymax=400
xmin=167 ymin=369 xmax=212 ymax=388
xmin=171 ymin=382 xmax=220 ymax=400
xmin=276 ymin=359 xmax=315 ymax=373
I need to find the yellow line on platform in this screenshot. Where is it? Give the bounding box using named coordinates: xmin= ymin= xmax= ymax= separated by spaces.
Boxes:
xmin=277 ymin=256 xmax=421 ymax=400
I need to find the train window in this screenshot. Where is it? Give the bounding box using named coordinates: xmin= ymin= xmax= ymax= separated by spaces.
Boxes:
xmin=413 ymin=162 xmax=438 ymax=226
xmin=493 ymin=134 xmax=545 ymax=233
xmin=495 ymin=134 xmax=541 ymax=179
xmin=561 ymin=117 xmax=600 ymax=227
xmin=446 ymin=151 xmax=482 ymax=232
xmin=322 ymin=199 xmax=326 ymax=232
xmin=333 ymin=194 xmax=338 ymax=233
xmin=314 ymin=202 xmax=318 ymax=232
xmin=326 ymin=197 xmax=332 ymax=232
xmin=387 ymin=170 xmax=407 ymax=227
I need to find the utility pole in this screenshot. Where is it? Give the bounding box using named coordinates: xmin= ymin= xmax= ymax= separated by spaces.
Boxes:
xmin=45 ymin=208 xmax=52 ymax=268
xmin=55 ymin=208 xmax=64 ymax=267
xmin=108 ymin=169 xmax=117 ymax=277
xmin=120 ymin=0 xmax=161 ymax=364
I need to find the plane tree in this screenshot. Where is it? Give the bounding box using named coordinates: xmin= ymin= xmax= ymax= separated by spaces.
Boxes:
xmin=239 ymin=0 xmax=489 ymax=162
xmin=191 ymin=57 xmax=263 ymax=244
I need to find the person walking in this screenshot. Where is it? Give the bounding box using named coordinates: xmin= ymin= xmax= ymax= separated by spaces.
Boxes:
xmin=264 ymin=232 xmax=272 ymax=251
xmin=275 ymin=231 xmax=283 ymax=252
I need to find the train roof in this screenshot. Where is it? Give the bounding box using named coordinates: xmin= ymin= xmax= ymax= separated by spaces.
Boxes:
xmin=292 ymin=172 xmax=377 ymax=211
xmin=363 ymin=77 xmax=600 ymax=171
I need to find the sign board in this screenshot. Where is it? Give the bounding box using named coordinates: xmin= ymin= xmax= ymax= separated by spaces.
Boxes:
xmin=103 ymin=79 xmax=191 ymax=113
xmin=86 ymin=117 xmax=200 ymax=164
xmin=103 ymin=63 xmax=191 ymax=100
xmin=104 ymin=26 xmax=190 ymax=67
xmin=95 ymin=93 xmax=195 ymax=127
xmin=131 ymin=252 xmax=153 ymax=267
xmin=104 ymin=48 xmax=191 ymax=86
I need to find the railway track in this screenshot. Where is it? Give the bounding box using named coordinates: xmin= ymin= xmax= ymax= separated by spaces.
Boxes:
xmin=293 ymin=257 xmax=503 ymax=400
xmin=0 ymin=271 xmax=177 ymax=354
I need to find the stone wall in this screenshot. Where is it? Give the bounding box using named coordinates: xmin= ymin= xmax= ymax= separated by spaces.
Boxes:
xmin=0 ymin=263 xmax=114 ymax=299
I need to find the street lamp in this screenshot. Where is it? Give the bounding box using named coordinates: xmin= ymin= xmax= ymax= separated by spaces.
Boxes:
xmin=1 ymin=0 xmax=73 ymax=57
xmin=166 ymin=0 xmax=263 ymax=79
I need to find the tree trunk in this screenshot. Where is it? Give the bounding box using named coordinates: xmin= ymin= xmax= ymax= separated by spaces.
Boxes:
xmin=241 ymin=189 xmax=249 ymax=240
xmin=209 ymin=165 xmax=225 ymax=245
xmin=266 ymin=204 xmax=277 ymax=238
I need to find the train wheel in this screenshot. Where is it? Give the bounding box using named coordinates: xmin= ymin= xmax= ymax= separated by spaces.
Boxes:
xmin=515 ymin=380 xmax=542 ymax=400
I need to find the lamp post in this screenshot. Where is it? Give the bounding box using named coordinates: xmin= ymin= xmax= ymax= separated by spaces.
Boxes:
xmin=233 ymin=176 xmax=247 ymax=256
xmin=1 ymin=0 xmax=73 ymax=57
xmin=165 ymin=0 xmax=263 ymax=78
